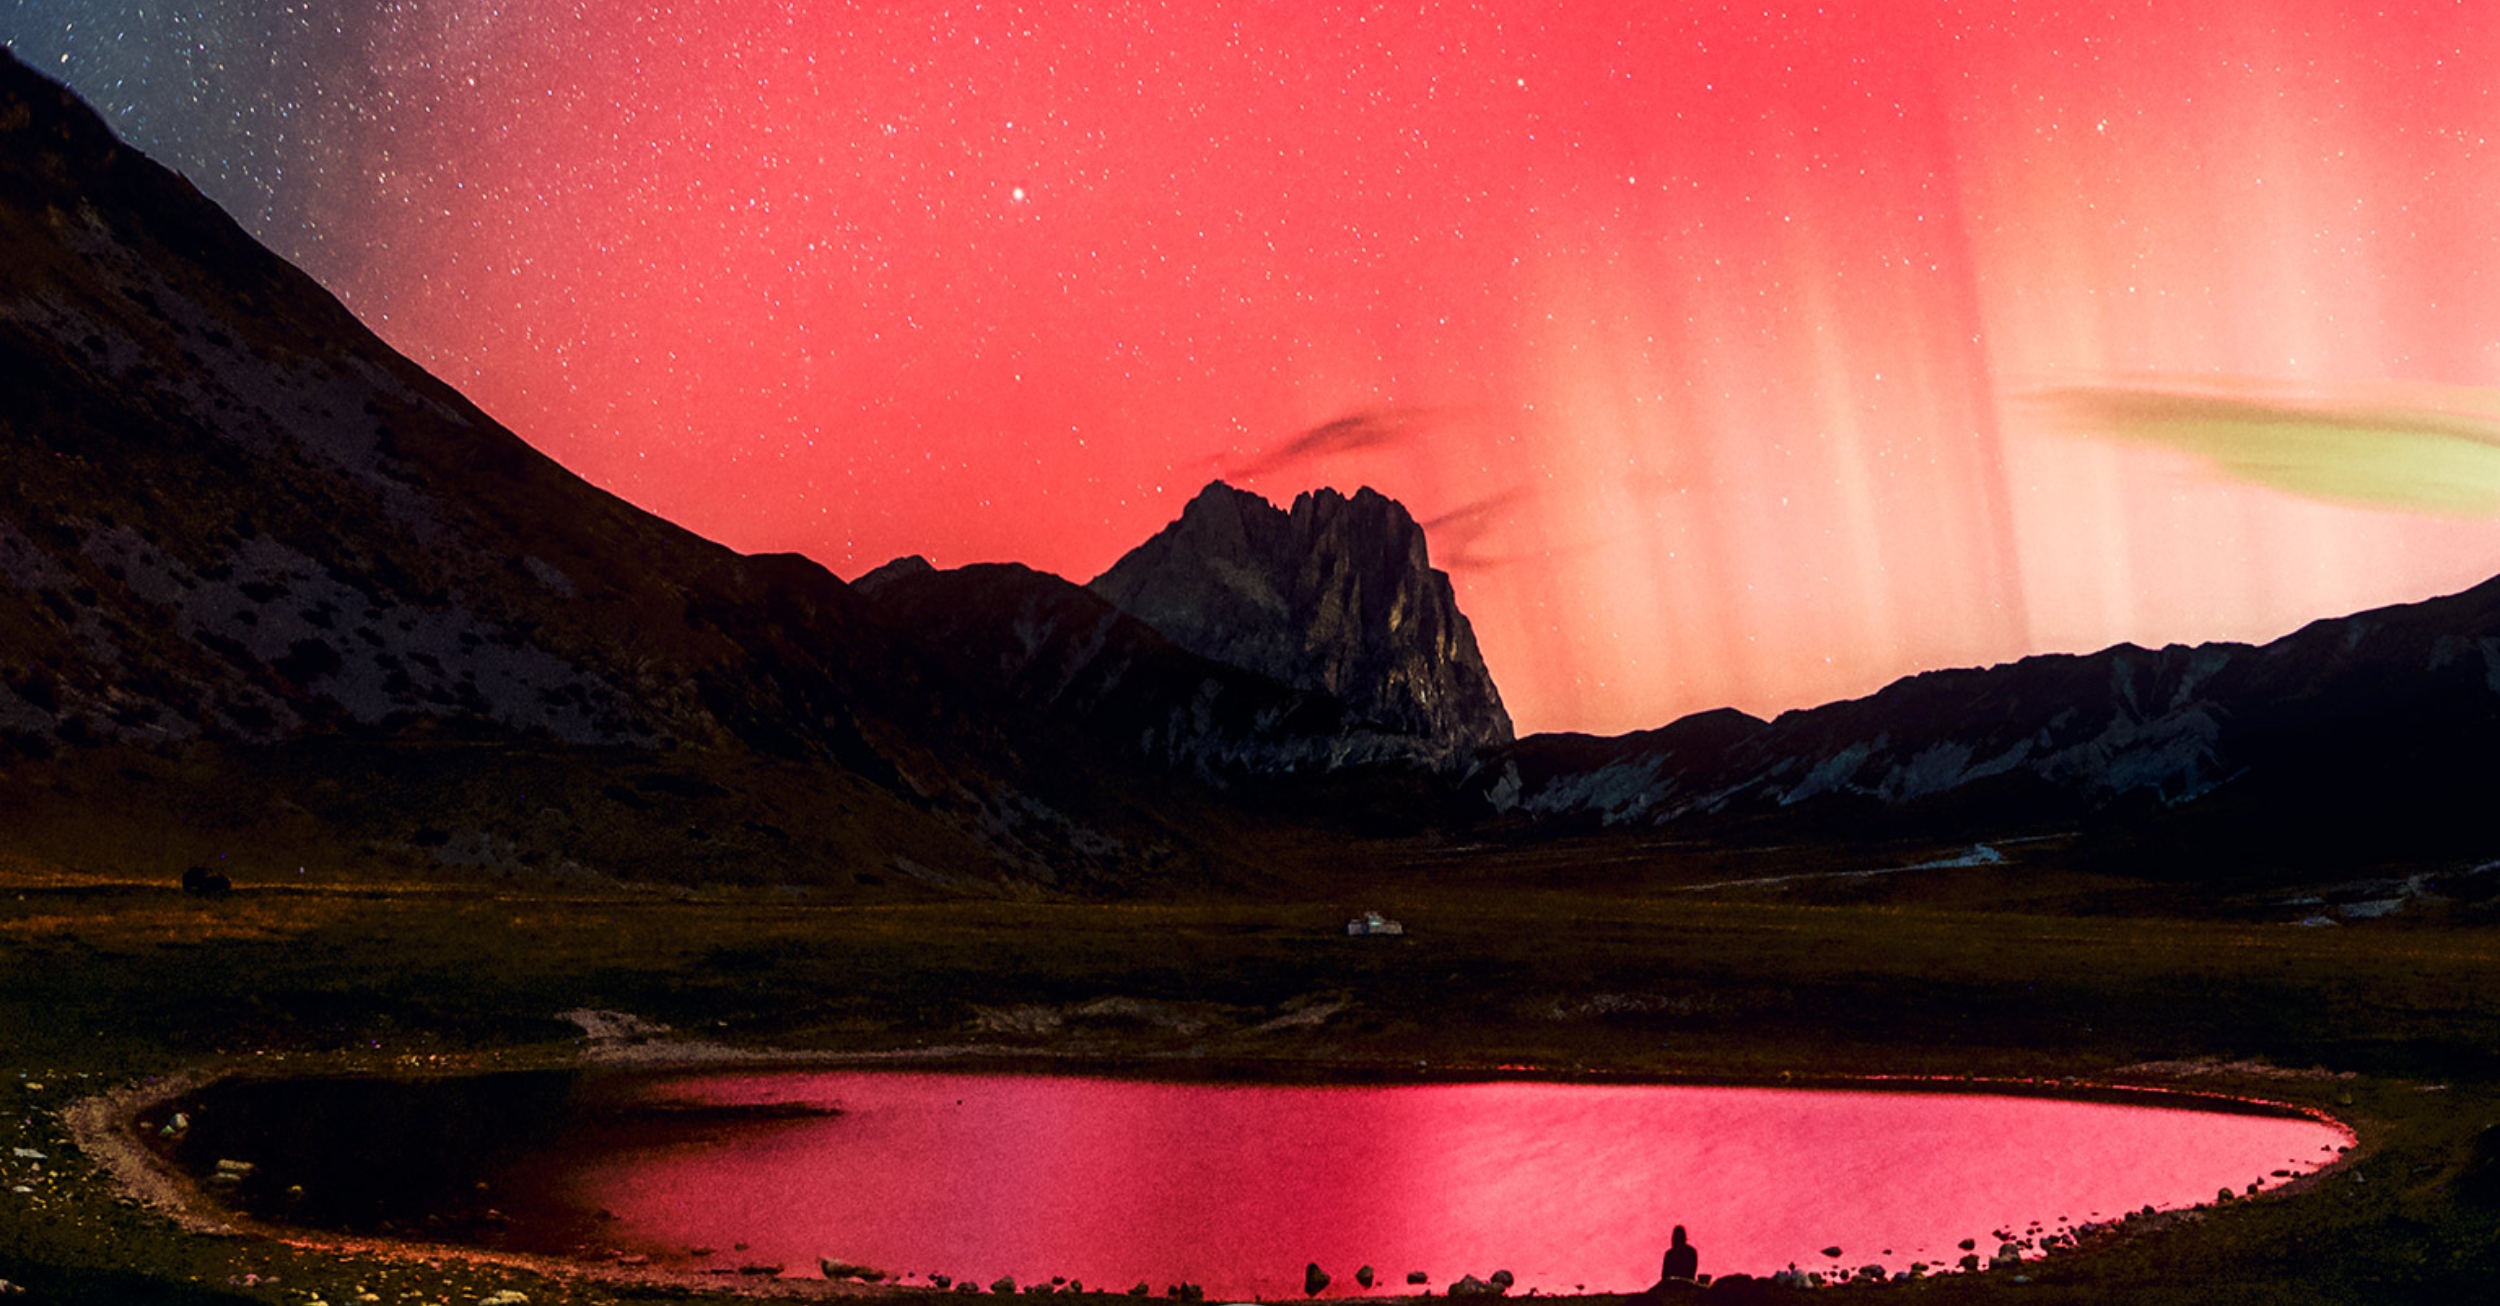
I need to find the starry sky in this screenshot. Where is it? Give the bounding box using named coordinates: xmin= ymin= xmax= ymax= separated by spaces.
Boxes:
xmin=13 ymin=2 xmax=2500 ymax=737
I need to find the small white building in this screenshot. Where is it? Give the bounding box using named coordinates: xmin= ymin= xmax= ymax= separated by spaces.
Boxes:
xmin=1346 ymin=910 xmax=1404 ymax=936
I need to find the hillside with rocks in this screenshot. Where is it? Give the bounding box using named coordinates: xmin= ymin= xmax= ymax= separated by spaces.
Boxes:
xmin=1492 ymin=576 xmax=2500 ymax=868
xmin=0 ymin=49 xmax=1183 ymax=893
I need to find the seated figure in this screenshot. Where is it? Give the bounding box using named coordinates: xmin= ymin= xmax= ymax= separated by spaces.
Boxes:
xmin=1660 ymin=1226 xmax=1699 ymax=1282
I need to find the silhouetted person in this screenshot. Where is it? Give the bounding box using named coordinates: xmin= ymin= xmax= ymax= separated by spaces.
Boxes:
xmin=1660 ymin=1226 xmax=1699 ymax=1282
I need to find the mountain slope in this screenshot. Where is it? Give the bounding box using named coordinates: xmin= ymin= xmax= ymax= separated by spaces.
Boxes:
xmin=1497 ymin=576 xmax=2500 ymax=865
xmin=0 ymin=50 xmax=1173 ymax=892
xmin=1088 ymin=480 xmax=1512 ymax=761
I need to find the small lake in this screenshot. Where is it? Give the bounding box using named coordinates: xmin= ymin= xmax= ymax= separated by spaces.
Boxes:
xmin=163 ymin=1069 xmax=2349 ymax=1296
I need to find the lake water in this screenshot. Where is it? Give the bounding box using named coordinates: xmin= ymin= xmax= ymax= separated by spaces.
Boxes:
xmin=171 ymin=1069 xmax=2349 ymax=1295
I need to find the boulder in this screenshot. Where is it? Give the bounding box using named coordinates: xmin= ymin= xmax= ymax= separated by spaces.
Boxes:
xmin=2463 ymin=1124 xmax=2500 ymax=1204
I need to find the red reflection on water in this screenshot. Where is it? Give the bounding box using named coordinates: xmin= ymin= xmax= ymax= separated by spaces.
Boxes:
xmin=556 ymin=1074 xmax=2345 ymax=1296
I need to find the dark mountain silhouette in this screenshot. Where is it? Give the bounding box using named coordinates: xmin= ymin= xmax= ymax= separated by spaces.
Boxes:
xmin=15 ymin=42 xmax=2500 ymax=890
xmin=1494 ymin=577 xmax=2500 ymax=870
xmin=1088 ymin=481 xmax=1513 ymax=762
xmin=0 ymin=49 xmax=1182 ymax=892
xmin=855 ymin=557 xmax=1471 ymax=781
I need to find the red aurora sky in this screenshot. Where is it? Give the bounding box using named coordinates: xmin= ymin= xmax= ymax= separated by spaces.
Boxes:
xmin=261 ymin=2 xmax=2500 ymax=734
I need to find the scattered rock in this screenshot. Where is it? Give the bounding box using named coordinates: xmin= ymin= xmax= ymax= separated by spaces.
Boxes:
xmin=1820 ymin=1247 xmax=1842 ymax=1259
xmin=1489 ymin=1270 xmax=1514 ymax=1292
xmin=1448 ymin=1275 xmax=1495 ymax=1297
xmin=993 ymin=1277 xmax=1018 ymax=1296
xmin=478 ymin=1293 xmax=530 ymax=1306
xmin=2461 ymin=1124 xmax=2500 ymax=1204
xmin=1407 ymin=1272 xmax=1429 ymax=1285
xmin=1356 ymin=1266 xmax=1375 ymax=1288
xmin=1306 ymin=1263 xmax=1332 ymax=1297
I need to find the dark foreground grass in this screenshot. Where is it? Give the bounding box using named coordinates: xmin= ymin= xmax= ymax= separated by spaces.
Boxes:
xmin=5 ymin=837 xmax=2500 ymax=1304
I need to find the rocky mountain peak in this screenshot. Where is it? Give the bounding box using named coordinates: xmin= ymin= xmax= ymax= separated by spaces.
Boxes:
xmin=852 ymin=554 xmax=936 ymax=596
xmin=1088 ymin=480 xmax=1512 ymax=753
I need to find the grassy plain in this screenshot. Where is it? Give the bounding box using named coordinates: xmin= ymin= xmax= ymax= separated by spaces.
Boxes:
xmin=4 ymin=832 xmax=2498 ymax=1304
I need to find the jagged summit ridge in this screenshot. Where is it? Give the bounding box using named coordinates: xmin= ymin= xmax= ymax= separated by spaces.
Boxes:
xmin=1088 ymin=480 xmax=1513 ymax=754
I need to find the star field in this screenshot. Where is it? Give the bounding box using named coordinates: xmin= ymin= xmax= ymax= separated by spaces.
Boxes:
xmin=12 ymin=1 xmax=2500 ymax=734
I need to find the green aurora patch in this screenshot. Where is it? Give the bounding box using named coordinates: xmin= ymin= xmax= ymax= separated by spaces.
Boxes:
xmin=2029 ymin=381 xmax=2500 ymax=516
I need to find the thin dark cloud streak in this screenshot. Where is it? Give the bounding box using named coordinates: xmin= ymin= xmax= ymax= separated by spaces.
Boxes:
xmin=1421 ymin=486 xmax=1539 ymax=572
xmin=1211 ymin=406 xmax=1540 ymax=571
xmin=1215 ymin=405 xmax=1440 ymax=481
